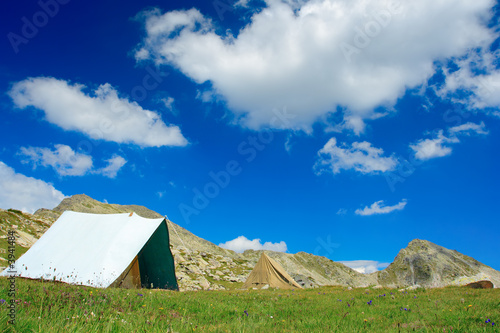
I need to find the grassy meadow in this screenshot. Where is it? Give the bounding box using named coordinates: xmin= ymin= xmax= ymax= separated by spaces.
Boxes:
xmin=1 ymin=277 xmax=499 ymax=332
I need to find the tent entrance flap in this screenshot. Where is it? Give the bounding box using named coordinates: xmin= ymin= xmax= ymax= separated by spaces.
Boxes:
xmin=110 ymin=255 xmax=141 ymax=289
xmin=138 ymin=221 xmax=178 ymax=290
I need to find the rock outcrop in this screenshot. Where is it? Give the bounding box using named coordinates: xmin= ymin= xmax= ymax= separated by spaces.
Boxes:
xmin=372 ymin=239 xmax=500 ymax=288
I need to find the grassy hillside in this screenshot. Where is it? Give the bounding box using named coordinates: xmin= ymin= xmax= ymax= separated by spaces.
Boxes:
xmin=1 ymin=278 xmax=499 ymax=332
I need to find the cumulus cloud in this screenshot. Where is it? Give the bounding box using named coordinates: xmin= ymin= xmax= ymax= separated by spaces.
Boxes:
xmin=135 ymin=0 xmax=496 ymax=131
xmin=219 ymin=236 xmax=287 ymax=253
xmin=410 ymin=130 xmax=458 ymax=161
xmin=9 ymin=77 xmax=188 ymax=147
xmin=315 ymin=137 xmax=397 ymax=175
xmin=411 ymin=123 xmax=488 ymax=161
xmin=20 ymin=144 xmax=93 ymax=176
xmin=19 ymin=144 xmax=126 ymax=178
xmin=96 ymin=155 xmax=127 ymax=178
xmin=355 ymin=199 xmax=407 ymax=216
xmin=339 ymin=260 xmax=390 ymax=274
xmin=0 ymin=162 xmax=66 ymax=213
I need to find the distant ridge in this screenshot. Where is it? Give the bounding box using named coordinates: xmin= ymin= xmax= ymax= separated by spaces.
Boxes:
xmin=1 ymin=194 xmax=498 ymax=290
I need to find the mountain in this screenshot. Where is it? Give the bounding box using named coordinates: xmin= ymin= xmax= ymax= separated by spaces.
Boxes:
xmin=373 ymin=239 xmax=500 ymax=288
xmin=1 ymin=195 xmax=498 ymax=290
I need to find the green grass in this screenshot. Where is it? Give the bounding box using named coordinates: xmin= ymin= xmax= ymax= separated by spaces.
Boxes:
xmin=1 ymin=278 xmax=499 ymax=332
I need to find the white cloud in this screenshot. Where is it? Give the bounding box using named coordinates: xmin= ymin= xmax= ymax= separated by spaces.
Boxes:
xmin=339 ymin=260 xmax=390 ymax=274
xmin=219 ymin=235 xmax=287 ymax=253
xmin=410 ymin=123 xmax=488 ymax=161
xmin=410 ymin=130 xmax=458 ymax=161
xmin=0 ymin=162 xmax=66 ymax=213
xmin=135 ymin=0 xmax=496 ymax=132
xmin=9 ymin=77 xmax=188 ymax=147
xmin=161 ymin=96 xmax=178 ymax=115
xmin=355 ymin=199 xmax=407 ymax=216
xmin=449 ymin=121 xmax=489 ymax=136
xmin=336 ymin=208 xmax=347 ymax=215
xmin=20 ymin=144 xmax=93 ymax=176
xmin=19 ymin=144 xmax=126 ymax=178
xmin=440 ymin=50 xmax=500 ymax=111
xmin=96 ymin=155 xmax=127 ymax=178
xmin=315 ymin=137 xmax=397 ymax=175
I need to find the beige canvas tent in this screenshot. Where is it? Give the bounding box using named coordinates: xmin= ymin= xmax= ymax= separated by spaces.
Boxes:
xmin=243 ymin=253 xmax=303 ymax=289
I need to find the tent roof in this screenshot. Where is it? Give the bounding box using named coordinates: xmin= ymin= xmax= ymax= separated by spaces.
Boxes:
xmin=243 ymin=253 xmax=303 ymax=289
xmin=2 ymin=211 xmax=165 ymax=288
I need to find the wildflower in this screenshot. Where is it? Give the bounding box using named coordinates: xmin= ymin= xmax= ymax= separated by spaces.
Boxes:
xmin=468 ymin=305 xmax=472 ymax=307
xmin=244 ymin=310 xmax=248 ymax=316
xmin=367 ymin=300 xmax=372 ymax=305
xmin=159 ymin=307 xmax=164 ymax=310
xmin=492 ymin=322 xmax=495 ymax=326
xmin=347 ymin=302 xmax=350 ymax=307
xmin=0 ymin=299 xmax=5 ymax=304
xmin=485 ymin=319 xmax=491 ymax=323
xmin=364 ymin=319 xmax=367 ymax=322
xmin=138 ymin=293 xmax=143 ymax=297
xmin=270 ymin=316 xmax=273 ymax=319
xmin=142 ymin=305 xmax=146 ymax=307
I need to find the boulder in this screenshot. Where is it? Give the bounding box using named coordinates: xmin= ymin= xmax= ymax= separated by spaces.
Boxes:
xmin=465 ymin=280 xmax=494 ymax=289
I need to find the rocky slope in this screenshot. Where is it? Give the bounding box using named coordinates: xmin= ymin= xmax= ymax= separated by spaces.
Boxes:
xmin=372 ymin=239 xmax=500 ymax=288
xmin=1 ymin=195 xmax=498 ymax=290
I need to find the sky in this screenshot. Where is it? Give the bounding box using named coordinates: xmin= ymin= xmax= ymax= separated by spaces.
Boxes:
xmin=1 ymin=0 xmax=499 ymax=274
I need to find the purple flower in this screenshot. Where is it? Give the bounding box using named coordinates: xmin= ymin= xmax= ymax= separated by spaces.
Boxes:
xmin=414 ymin=296 xmax=417 ymax=299
xmin=367 ymin=300 xmax=372 ymax=305
xmin=137 ymin=293 xmax=143 ymax=297
xmin=486 ymin=319 xmax=491 ymax=323
xmin=0 ymin=299 xmax=5 ymax=304
xmin=244 ymin=310 xmax=248 ymax=317
xmin=347 ymin=302 xmax=350 ymax=307
xmin=492 ymin=322 xmax=496 ymax=326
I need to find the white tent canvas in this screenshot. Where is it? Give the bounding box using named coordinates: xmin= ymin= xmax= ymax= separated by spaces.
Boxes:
xmin=1 ymin=211 xmax=178 ymax=290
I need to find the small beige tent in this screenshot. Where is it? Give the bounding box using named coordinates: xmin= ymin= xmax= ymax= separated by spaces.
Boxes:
xmin=243 ymin=253 xmax=303 ymax=289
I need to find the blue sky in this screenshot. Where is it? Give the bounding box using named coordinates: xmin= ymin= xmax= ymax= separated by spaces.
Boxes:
xmin=1 ymin=0 xmax=499 ymax=273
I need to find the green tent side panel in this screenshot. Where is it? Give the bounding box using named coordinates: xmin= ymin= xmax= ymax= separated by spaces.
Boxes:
xmin=138 ymin=220 xmax=178 ymax=290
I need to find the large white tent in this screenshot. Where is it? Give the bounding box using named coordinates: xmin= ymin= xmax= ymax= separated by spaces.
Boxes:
xmin=1 ymin=211 xmax=178 ymax=290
